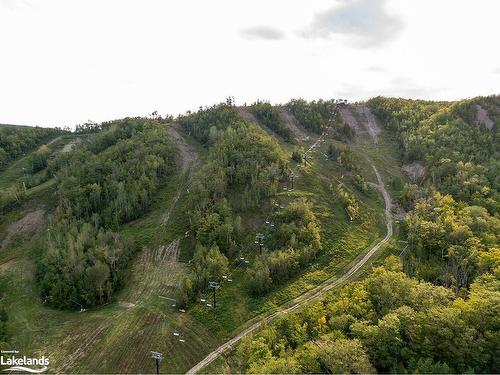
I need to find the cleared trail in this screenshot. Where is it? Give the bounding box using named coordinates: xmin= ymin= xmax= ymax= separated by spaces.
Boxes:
xmin=187 ymin=108 xmax=393 ymax=374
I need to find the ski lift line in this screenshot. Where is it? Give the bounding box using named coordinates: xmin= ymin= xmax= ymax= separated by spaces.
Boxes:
xmin=303 ymin=103 xmax=341 ymax=160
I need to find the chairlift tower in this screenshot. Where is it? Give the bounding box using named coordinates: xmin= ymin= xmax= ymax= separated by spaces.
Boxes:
xmin=255 ymin=233 xmax=265 ymax=255
xmin=208 ymin=281 xmax=220 ymax=308
xmin=289 ymin=172 xmax=297 ymax=189
xmin=151 ymin=351 xmax=163 ymax=375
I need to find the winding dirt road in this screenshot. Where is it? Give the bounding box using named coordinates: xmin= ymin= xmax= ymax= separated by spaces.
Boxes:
xmin=187 ymin=137 xmax=393 ymax=373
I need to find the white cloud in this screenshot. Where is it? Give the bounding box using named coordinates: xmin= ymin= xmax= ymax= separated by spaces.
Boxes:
xmin=301 ymin=0 xmax=404 ymax=48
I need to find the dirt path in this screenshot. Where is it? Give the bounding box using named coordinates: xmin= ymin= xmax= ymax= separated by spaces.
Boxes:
xmin=160 ymin=124 xmax=199 ymax=226
xmin=161 ymin=191 xmax=181 ymax=226
xmin=187 ymin=160 xmax=393 ymax=374
xmin=167 ymin=124 xmax=199 ymax=173
xmin=46 ymin=135 xmax=62 ymax=146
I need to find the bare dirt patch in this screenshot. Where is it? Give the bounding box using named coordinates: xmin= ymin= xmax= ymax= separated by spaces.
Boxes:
xmin=1 ymin=209 xmax=44 ymax=250
xmin=402 ymin=162 xmax=425 ymax=183
xmin=278 ymin=109 xmax=310 ymax=143
xmin=62 ymin=137 xmax=81 ymax=153
xmin=475 ymin=105 xmax=494 ymax=130
xmin=118 ymin=301 xmax=136 ymax=308
xmin=167 ymin=124 xmax=199 ymax=173
xmin=160 ymin=125 xmax=199 ymax=226
xmin=340 ymin=107 xmax=364 ymax=136
xmin=161 ymin=191 xmax=181 ymax=226
xmin=355 ymin=106 xmax=381 ymax=143
xmin=236 ymin=107 xmax=259 ymax=124
xmin=156 ymin=238 xmax=180 ymax=263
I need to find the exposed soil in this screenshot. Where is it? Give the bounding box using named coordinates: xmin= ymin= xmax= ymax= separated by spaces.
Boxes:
xmin=161 ymin=124 xmax=199 ymax=226
xmin=355 ymin=106 xmax=381 ymax=143
xmin=278 ymin=108 xmax=310 ymax=143
xmin=167 ymin=124 xmax=199 ymax=173
xmin=156 ymin=238 xmax=180 ymax=263
xmin=340 ymin=107 xmax=364 ymax=136
xmin=236 ymin=107 xmax=259 ymax=124
xmin=62 ymin=137 xmax=81 ymax=153
xmin=402 ymin=162 xmax=425 ymax=183
xmin=475 ymin=105 xmax=494 ymax=130
xmin=0 ymin=209 xmax=44 ymax=250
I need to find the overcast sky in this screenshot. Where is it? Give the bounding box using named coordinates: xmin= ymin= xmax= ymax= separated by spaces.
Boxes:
xmin=1 ymin=0 xmax=499 ymax=128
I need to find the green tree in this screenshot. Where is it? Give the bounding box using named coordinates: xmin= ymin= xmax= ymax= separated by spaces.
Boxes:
xmin=318 ymin=338 xmax=375 ymax=374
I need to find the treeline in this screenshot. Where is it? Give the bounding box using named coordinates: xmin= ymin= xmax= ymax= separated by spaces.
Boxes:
xmin=0 ymin=125 xmax=65 ymax=171
xmin=286 ymin=99 xmax=335 ymax=134
xmin=177 ymin=97 xmax=241 ymax=145
xmin=249 ymin=101 xmax=294 ymax=142
xmin=50 ymin=120 xmax=175 ymax=227
xmin=369 ymin=97 xmax=500 ymax=289
xmin=235 ymin=257 xmax=499 ymax=373
xmin=37 ymin=118 xmax=176 ymax=309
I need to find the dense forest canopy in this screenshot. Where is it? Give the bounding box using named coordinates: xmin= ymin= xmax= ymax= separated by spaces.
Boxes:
xmin=37 ymin=118 xmax=176 ymax=309
xmin=286 ymin=99 xmax=335 ymax=134
xmin=369 ymin=96 xmax=499 ymax=212
xmin=236 ymin=257 xmax=499 ymax=374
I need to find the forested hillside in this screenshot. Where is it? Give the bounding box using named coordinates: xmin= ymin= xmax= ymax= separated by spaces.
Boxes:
xmin=369 ymin=96 xmax=499 ymax=292
xmin=1 ymin=96 xmax=499 ymax=374
xmin=37 ymin=118 xmax=176 ymax=308
xmin=232 ymin=256 xmax=499 ymax=373
xmin=176 ymin=100 xmax=328 ymax=306
xmin=204 ymin=96 xmax=500 ymax=374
